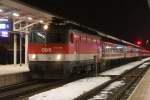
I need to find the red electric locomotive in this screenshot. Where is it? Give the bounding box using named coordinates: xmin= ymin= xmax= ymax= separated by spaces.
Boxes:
xmin=28 ymin=21 xmax=102 ymax=79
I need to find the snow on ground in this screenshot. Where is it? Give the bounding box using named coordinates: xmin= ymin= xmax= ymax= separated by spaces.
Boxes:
xmin=0 ymin=64 xmax=29 ymax=75
xmin=29 ymin=57 xmax=150 ymax=100
xmin=29 ymin=77 xmax=111 ymax=100
xmin=89 ymin=80 xmax=125 ymax=100
xmin=100 ymin=57 xmax=150 ymax=76
xmin=141 ymin=57 xmax=150 ymax=62
xmin=138 ymin=62 xmax=150 ymax=68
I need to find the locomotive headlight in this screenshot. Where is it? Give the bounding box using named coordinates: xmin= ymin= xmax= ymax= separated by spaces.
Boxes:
xmin=31 ymin=54 xmax=36 ymax=60
xmin=56 ymin=54 xmax=62 ymax=60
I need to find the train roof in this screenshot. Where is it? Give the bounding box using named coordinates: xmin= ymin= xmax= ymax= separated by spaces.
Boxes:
xmin=63 ymin=20 xmax=140 ymax=48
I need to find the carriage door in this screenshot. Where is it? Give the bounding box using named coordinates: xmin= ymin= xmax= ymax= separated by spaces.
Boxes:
xmin=97 ymin=40 xmax=102 ymax=59
xmin=75 ymin=35 xmax=80 ymax=62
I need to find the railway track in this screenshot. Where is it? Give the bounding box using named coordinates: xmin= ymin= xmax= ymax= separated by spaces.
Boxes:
xmin=0 ymin=80 xmax=63 ymax=100
xmin=0 ymin=61 xmax=149 ymax=100
xmin=111 ymin=67 xmax=148 ymax=100
xmin=0 ymin=71 xmax=91 ymax=100
xmin=75 ymin=61 xmax=150 ymax=100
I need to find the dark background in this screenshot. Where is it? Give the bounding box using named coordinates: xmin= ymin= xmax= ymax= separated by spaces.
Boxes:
xmin=21 ymin=0 xmax=150 ymax=50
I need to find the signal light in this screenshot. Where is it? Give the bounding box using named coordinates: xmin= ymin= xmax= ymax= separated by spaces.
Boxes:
xmin=136 ymin=40 xmax=142 ymax=45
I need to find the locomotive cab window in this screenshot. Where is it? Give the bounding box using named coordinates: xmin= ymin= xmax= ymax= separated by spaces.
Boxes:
xmin=29 ymin=31 xmax=46 ymax=44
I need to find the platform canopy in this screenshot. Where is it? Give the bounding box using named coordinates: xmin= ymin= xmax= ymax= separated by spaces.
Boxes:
xmin=0 ymin=0 xmax=59 ymax=32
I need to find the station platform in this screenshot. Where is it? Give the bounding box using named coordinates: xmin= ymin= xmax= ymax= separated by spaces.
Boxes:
xmin=0 ymin=64 xmax=30 ymax=88
xmin=0 ymin=64 xmax=29 ymax=75
xmin=128 ymin=66 xmax=150 ymax=100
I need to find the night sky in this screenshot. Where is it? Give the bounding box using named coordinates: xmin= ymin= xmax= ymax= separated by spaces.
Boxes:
xmin=21 ymin=0 xmax=150 ymax=49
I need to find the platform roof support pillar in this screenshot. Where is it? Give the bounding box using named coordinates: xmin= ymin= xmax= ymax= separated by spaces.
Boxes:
xmin=25 ymin=33 xmax=28 ymax=65
xmin=19 ymin=33 xmax=22 ymax=66
xmin=13 ymin=33 xmax=17 ymax=65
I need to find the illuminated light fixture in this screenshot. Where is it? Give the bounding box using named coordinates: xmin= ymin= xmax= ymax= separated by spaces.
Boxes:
xmin=136 ymin=40 xmax=142 ymax=46
xmin=0 ymin=18 xmax=8 ymax=21
xmin=27 ymin=17 xmax=32 ymax=20
xmin=0 ymin=9 xmax=3 ymax=12
xmin=105 ymin=46 xmax=111 ymax=49
xmin=137 ymin=41 xmax=142 ymax=45
xmin=31 ymin=54 xmax=36 ymax=60
xmin=43 ymin=24 xmax=48 ymax=30
xmin=39 ymin=20 xmax=44 ymax=23
xmin=56 ymin=54 xmax=62 ymax=60
xmin=12 ymin=12 xmax=20 ymax=17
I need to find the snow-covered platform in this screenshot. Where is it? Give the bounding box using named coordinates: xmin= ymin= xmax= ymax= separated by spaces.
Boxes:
xmin=128 ymin=65 xmax=150 ymax=100
xmin=0 ymin=64 xmax=29 ymax=76
xmin=0 ymin=64 xmax=30 ymax=88
xmin=0 ymin=64 xmax=29 ymax=75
